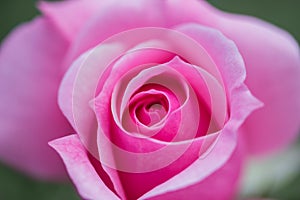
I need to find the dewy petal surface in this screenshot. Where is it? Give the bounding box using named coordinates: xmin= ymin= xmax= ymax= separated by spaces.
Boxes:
xmin=49 ymin=134 xmax=119 ymax=200
xmin=0 ymin=18 xmax=73 ymax=179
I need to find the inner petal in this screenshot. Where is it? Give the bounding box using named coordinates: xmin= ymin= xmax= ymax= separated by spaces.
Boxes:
xmin=130 ymin=92 xmax=168 ymax=127
xmin=126 ymin=83 xmax=178 ymax=139
xmin=148 ymin=103 xmax=167 ymax=125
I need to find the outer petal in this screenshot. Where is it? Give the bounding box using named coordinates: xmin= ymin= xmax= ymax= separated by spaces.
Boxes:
xmin=0 ymin=17 xmax=73 ymax=179
xmin=145 ymin=139 xmax=243 ymax=200
xmin=53 ymin=0 xmax=219 ymax=66
xmin=38 ymin=0 xmax=105 ymax=42
xmin=49 ymin=134 xmax=119 ymax=200
xmin=198 ymin=2 xmax=300 ymax=154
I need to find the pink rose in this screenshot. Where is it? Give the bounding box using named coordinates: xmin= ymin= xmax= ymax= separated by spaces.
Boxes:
xmin=0 ymin=0 xmax=299 ymax=199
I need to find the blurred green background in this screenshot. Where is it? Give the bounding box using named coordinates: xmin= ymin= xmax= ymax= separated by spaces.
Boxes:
xmin=0 ymin=0 xmax=299 ymax=200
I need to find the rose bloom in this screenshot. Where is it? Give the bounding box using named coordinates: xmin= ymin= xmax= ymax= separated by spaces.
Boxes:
xmin=0 ymin=1 xmax=299 ymax=200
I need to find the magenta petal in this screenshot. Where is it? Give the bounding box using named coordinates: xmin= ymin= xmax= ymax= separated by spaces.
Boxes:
xmin=136 ymin=23 xmax=260 ymax=199
xmin=141 ymin=83 xmax=260 ymax=200
xmin=49 ymin=135 xmax=119 ymax=200
xmin=0 ymin=17 xmax=73 ymax=179
xmin=145 ymin=140 xmax=243 ymax=200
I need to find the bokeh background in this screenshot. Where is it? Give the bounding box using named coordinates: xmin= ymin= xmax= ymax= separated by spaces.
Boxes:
xmin=0 ymin=0 xmax=299 ymax=199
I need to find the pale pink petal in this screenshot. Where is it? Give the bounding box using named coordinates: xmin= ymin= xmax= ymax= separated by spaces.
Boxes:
xmin=59 ymin=43 xmax=130 ymax=199
xmin=63 ymin=0 xmax=219 ymax=65
xmin=39 ymin=0 xmax=218 ymax=63
xmin=38 ymin=0 xmax=105 ymax=42
xmin=220 ymin=13 xmax=300 ymax=155
xmin=197 ymin=1 xmax=300 ymax=154
xmin=49 ymin=134 xmax=119 ymax=200
xmin=59 ymin=43 xmax=125 ymax=163
xmin=174 ymin=23 xmax=246 ymax=95
xmin=58 ymin=50 xmax=92 ymax=131
xmin=0 ymin=17 xmax=73 ymax=179
xmin=65 ymin=0 xmax=165 ymax=64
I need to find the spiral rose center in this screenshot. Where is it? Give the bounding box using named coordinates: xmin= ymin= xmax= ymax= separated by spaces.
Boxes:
xmin=130 ymin=91 xmax=169 ymax=127
xmin=147 ymin=103 xmax=167 ymax=124
xmin=137 ymin=100 xmax=168 ymax=126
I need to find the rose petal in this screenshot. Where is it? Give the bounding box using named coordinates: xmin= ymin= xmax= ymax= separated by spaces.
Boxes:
xmin=141 ymin=84 xmax=260 ymax=199
xmin=38 ymin=0 xmax=104 ymax=42
xmin=96 ymin=127 xmax=218 ymax=199
xmin=169 ymin=57 xmax=228 ymax=134
xmin=64 ymin=0 xmax=165 ymax=64
xmin=182 ymin=1 xmax=300 ymax=154
xmin=94 ymin=60 xmax=202 ymax=199
xmin=215 ymin=8 xmax=300 ymax=155
xmin=114 ymin=62 xmax=198 ymax=141
xmin=62 ymin=0 xmax=218 ymax=66
xmin=0 ymin=17 xmax=73 ymax=179
xmin=59 ymin=43 xmax=125 ymax=161
xmin=174 ymin=23 xmax=246 ymax=95
xmin=49 ymin=134 xmax=119 ymax=200
xmin=145 ymin=138 xmax=244 ymax=200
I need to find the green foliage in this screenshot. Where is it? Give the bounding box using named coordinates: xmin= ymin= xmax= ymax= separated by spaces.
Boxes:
xmin=0 ymin=163 xmax=80 ymax=200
